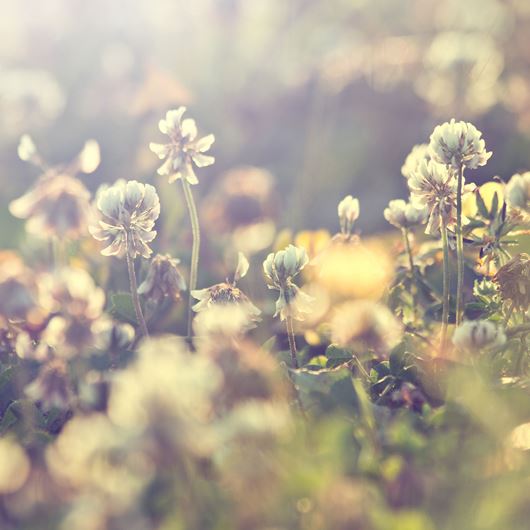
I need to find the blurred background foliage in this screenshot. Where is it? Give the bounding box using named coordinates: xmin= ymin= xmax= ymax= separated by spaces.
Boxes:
xmin=2 ymin=0 xmax=530 ymax=245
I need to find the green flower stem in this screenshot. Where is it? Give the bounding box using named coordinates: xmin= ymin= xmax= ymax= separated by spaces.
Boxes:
xmin=402 ymin=227 xmax=417 ymax=318
xmin=126 ymin=244 xmax=149 ymax=338
xmin=181 ymin=178 xmax=201 ymax=340
xmin=455 ymin=163 xmax=465 ymax=326
xmin=285 ymin=316 xmax=300 ymax=369
xmin=440 ymin=219 xmax=450 ymax=351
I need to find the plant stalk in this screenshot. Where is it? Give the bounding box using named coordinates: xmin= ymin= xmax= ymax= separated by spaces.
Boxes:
xmin=402 ymin=227 xmax=416 ymax=318
xmin=181 ymin=179 xmax=201 ymax=340
xmin=285 ymin=315 xmax=300 ymax=369
xmin=440 ymin=219 xmax=450 ymax=351
xmin=126 ymin=240 xmax=149 ymax=338
xmin=455 ymin=163 xmax=465 ymax=325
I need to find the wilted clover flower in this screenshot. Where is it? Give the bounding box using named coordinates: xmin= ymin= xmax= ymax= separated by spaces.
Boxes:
xmin=337 ymin=195 xmax=360 ymax=237
xmin=192 ymin=253 xmax=261 ymax=327
xmin=493 ymin=253 xmax=530 ymax=311
xmin=429 ymin=119 xmax=492 ymax=170
xmin=408 ymin=159 xmax=466 ymax=235
xmin=452 ymin=320 xmax=506 ymax=351
xmin=10 ymin=173 xmax=92 ymax=240
xmin=505 ymin=172 xmax=530 ymax=212
xmin=263 ymin=245 xmax=314 ymax=321
xmin=138 ymin=253 xmax=186 ymax=304
xmin=89 ymin=180 xmax=160 ymax=258
xmin=401 ymin=143 xmax=431 ymax=179
xmin=383 ymin=199 xmax=428 ymax=229
xmin=25 ymin=358 xmax=74 ymax=410
xmin=149 ymin=107 xmax=215 ymax=185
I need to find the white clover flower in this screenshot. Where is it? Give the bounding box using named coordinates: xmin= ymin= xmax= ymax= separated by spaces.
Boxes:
xmin=337 ymin=195 xmax=360 ymax=236
xmin=452 ymin=320 xmax=507 ymax=351
xmin=25 ymin=359 xmax=73 ymax=411
xmin=401 ymin=143 xmax=431 ymax=180
xmin=429 ymin=119 xmax=492 ymax=170
xmin=89 ymin=180 xmax=160 ymax=259
xmin=149 ymin=107 xmax=215 ymax=185
xmin=408 ymin=159 xmax=467 ymax=235
xmin=191 ymin=252 xmax=261 ymax=327
xmin=383 ymin=199 xmax=428 ymax=229
xmin=505 ymin=172 xmax=530 ymax=212
xmin=263 ymin=245 xmax=314 ymax=321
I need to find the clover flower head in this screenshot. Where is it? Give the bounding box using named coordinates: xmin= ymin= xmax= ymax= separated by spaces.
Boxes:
xmin=452 ymin=320 xmax=506 ymax=351
xmin=138 ymin=253 xmax=186 ymax=304
xmin=149 ymin=107 xmax=215 ymax=185
xmin=330 ymin=300 xmax=403 ymax=355
xmin=89 ymin=180 xmax=160 ymax=259
xmin=383 ymin=199 xmax=428 ymax=229
xmin=337 ymin=195 xmax=360 ymax=236
xmin=493 ymin=253 xmax=530 ymax=311
xmin=9 ymin=173 xmax=92 ymax=240
xmin=192 ymin=253 xmax=261 ymax=327
xmin=505 ymin=172 xmax=530 ymax=212
xmin=408 ymin=159 xmax=466 ymax=235
xmin=429 ymin=119 xmax=492 ymax=170
xmin=25 ymin=358 xmax=73 ymax=411
xmin=401 ymin=143 xmax=431 ymax=179
xmin=263 ymin=245 xmax=314 ymax=321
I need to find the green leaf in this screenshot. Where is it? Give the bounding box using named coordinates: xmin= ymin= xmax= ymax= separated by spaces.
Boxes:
xmin=475 ymin=189 xmax=489 ymax=219
xmin=490 ymin=191 xmax=499 ymax=219
xmin=109 ymin=292 xmax=138 ymax=324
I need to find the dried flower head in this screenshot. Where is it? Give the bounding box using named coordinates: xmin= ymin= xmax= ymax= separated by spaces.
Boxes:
xmin=493 ymin=253 xmax=530 ymax=311
xmin=89 ymin=180 xmax=160 ymax=259
xmin=401 ymin=143 xmax=431 ymax=179
xmin=452 ymin=320 xmax=506 ymax=351
xmin=505 ymin=172 xmax=530 ymax=213
xmin=408 ymin=159 xmax=464 ymax=235
xmin=149 ymin=107 xmax=215 ymax=185
xmin=192 ymin=253 xmax=261 ymax=327
xmin=330 ymin=300 xmax=403 ymax=355
xmin=337 ymin=195 xmax=360 ymax=236
xmin=25 ymin=358 xmax=74 ymax=410
xmin=429 ymin=119 xmax=492 ymax=170
xmin=383 ymin=199 xmax=428 ymax=229
xmin=138 ymin=253 xmax=186 ymax=304
xmin=10 ymin=173 xmax=92 ymax=240
xmin=263 ymin=245 xmax=314 ymax=321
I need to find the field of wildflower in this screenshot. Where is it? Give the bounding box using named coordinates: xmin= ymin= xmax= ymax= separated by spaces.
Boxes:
xmin=1 ymin=1 xmax=530 ymax=529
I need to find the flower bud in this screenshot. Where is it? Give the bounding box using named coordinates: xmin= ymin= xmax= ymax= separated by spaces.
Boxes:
xmin=337 ymin=195 xmax=360 ymax=236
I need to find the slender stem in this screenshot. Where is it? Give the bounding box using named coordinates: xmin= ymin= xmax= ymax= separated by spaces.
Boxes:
xmin=285 ymin=316 xmax=300 ymax=369
xmin=125 ymin=242 xmax=149 ymax=338
xmin=455 ymin=163 xmax=465 ymax=326
xmin=440 ymin=219 xmax=450 ymax=351
xmin=181 ymin=179 xmax=201 ymax=340
xmin=402 ymin=227 xmax=416 ymax=318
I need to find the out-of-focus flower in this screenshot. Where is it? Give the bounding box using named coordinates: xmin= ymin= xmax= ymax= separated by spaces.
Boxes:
xmin=263 ymin=245 xmax=314 ymax=321
xmin=383 ymin=199 xmax=428 ymax=229
xmin=42 ymin=268 xmax=105 ymax=355
xmin=330 ymin=300 xmax=403 ymax=355
xmin=0 ymin=438 xmax=30 ymax=494
xmin=10 ymin=173 xmax=92 ymax=240
xmin=149 ymin=107 xmax=215 ymax=185
xmin=408 ymin=159 xmax=466 ymax=235
xmin=17 ymin=134 xmax=38 ymax=162
xmin=463 ymin=181 xmax=504 ymax=219
xmin=505 ymin=172 xmax=530 ymax=212
xmin=94 ymin=319 xmax=135 ymax=352
xmin=192 ymin=253 xmax=261 ymax=327
xmin=295 ymin=230 xmax=331 ymax=261
xmin=452 ymin=319 xmax=506 ymax=351
xmin=89 ymin=180 xmax=160 ymax=259
xmin=108 ymin=336 xmax=222 ymax=457
xmin=429 ymin=119 xmax=492 ymax=170
xmin=0 ymin=254 xmax=40 ymax=323
xmin=493 ymin=253 xmax=530 ymax=311
xmin=337 ymin=195 xmax=360 ymax=237
xmin=138 ymin=253 xmax=186 ymax=304
xmin=25 ymin=358 xmax=74 ymax=410
xmin=401 ymin=143 xmax=431 ymax=179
